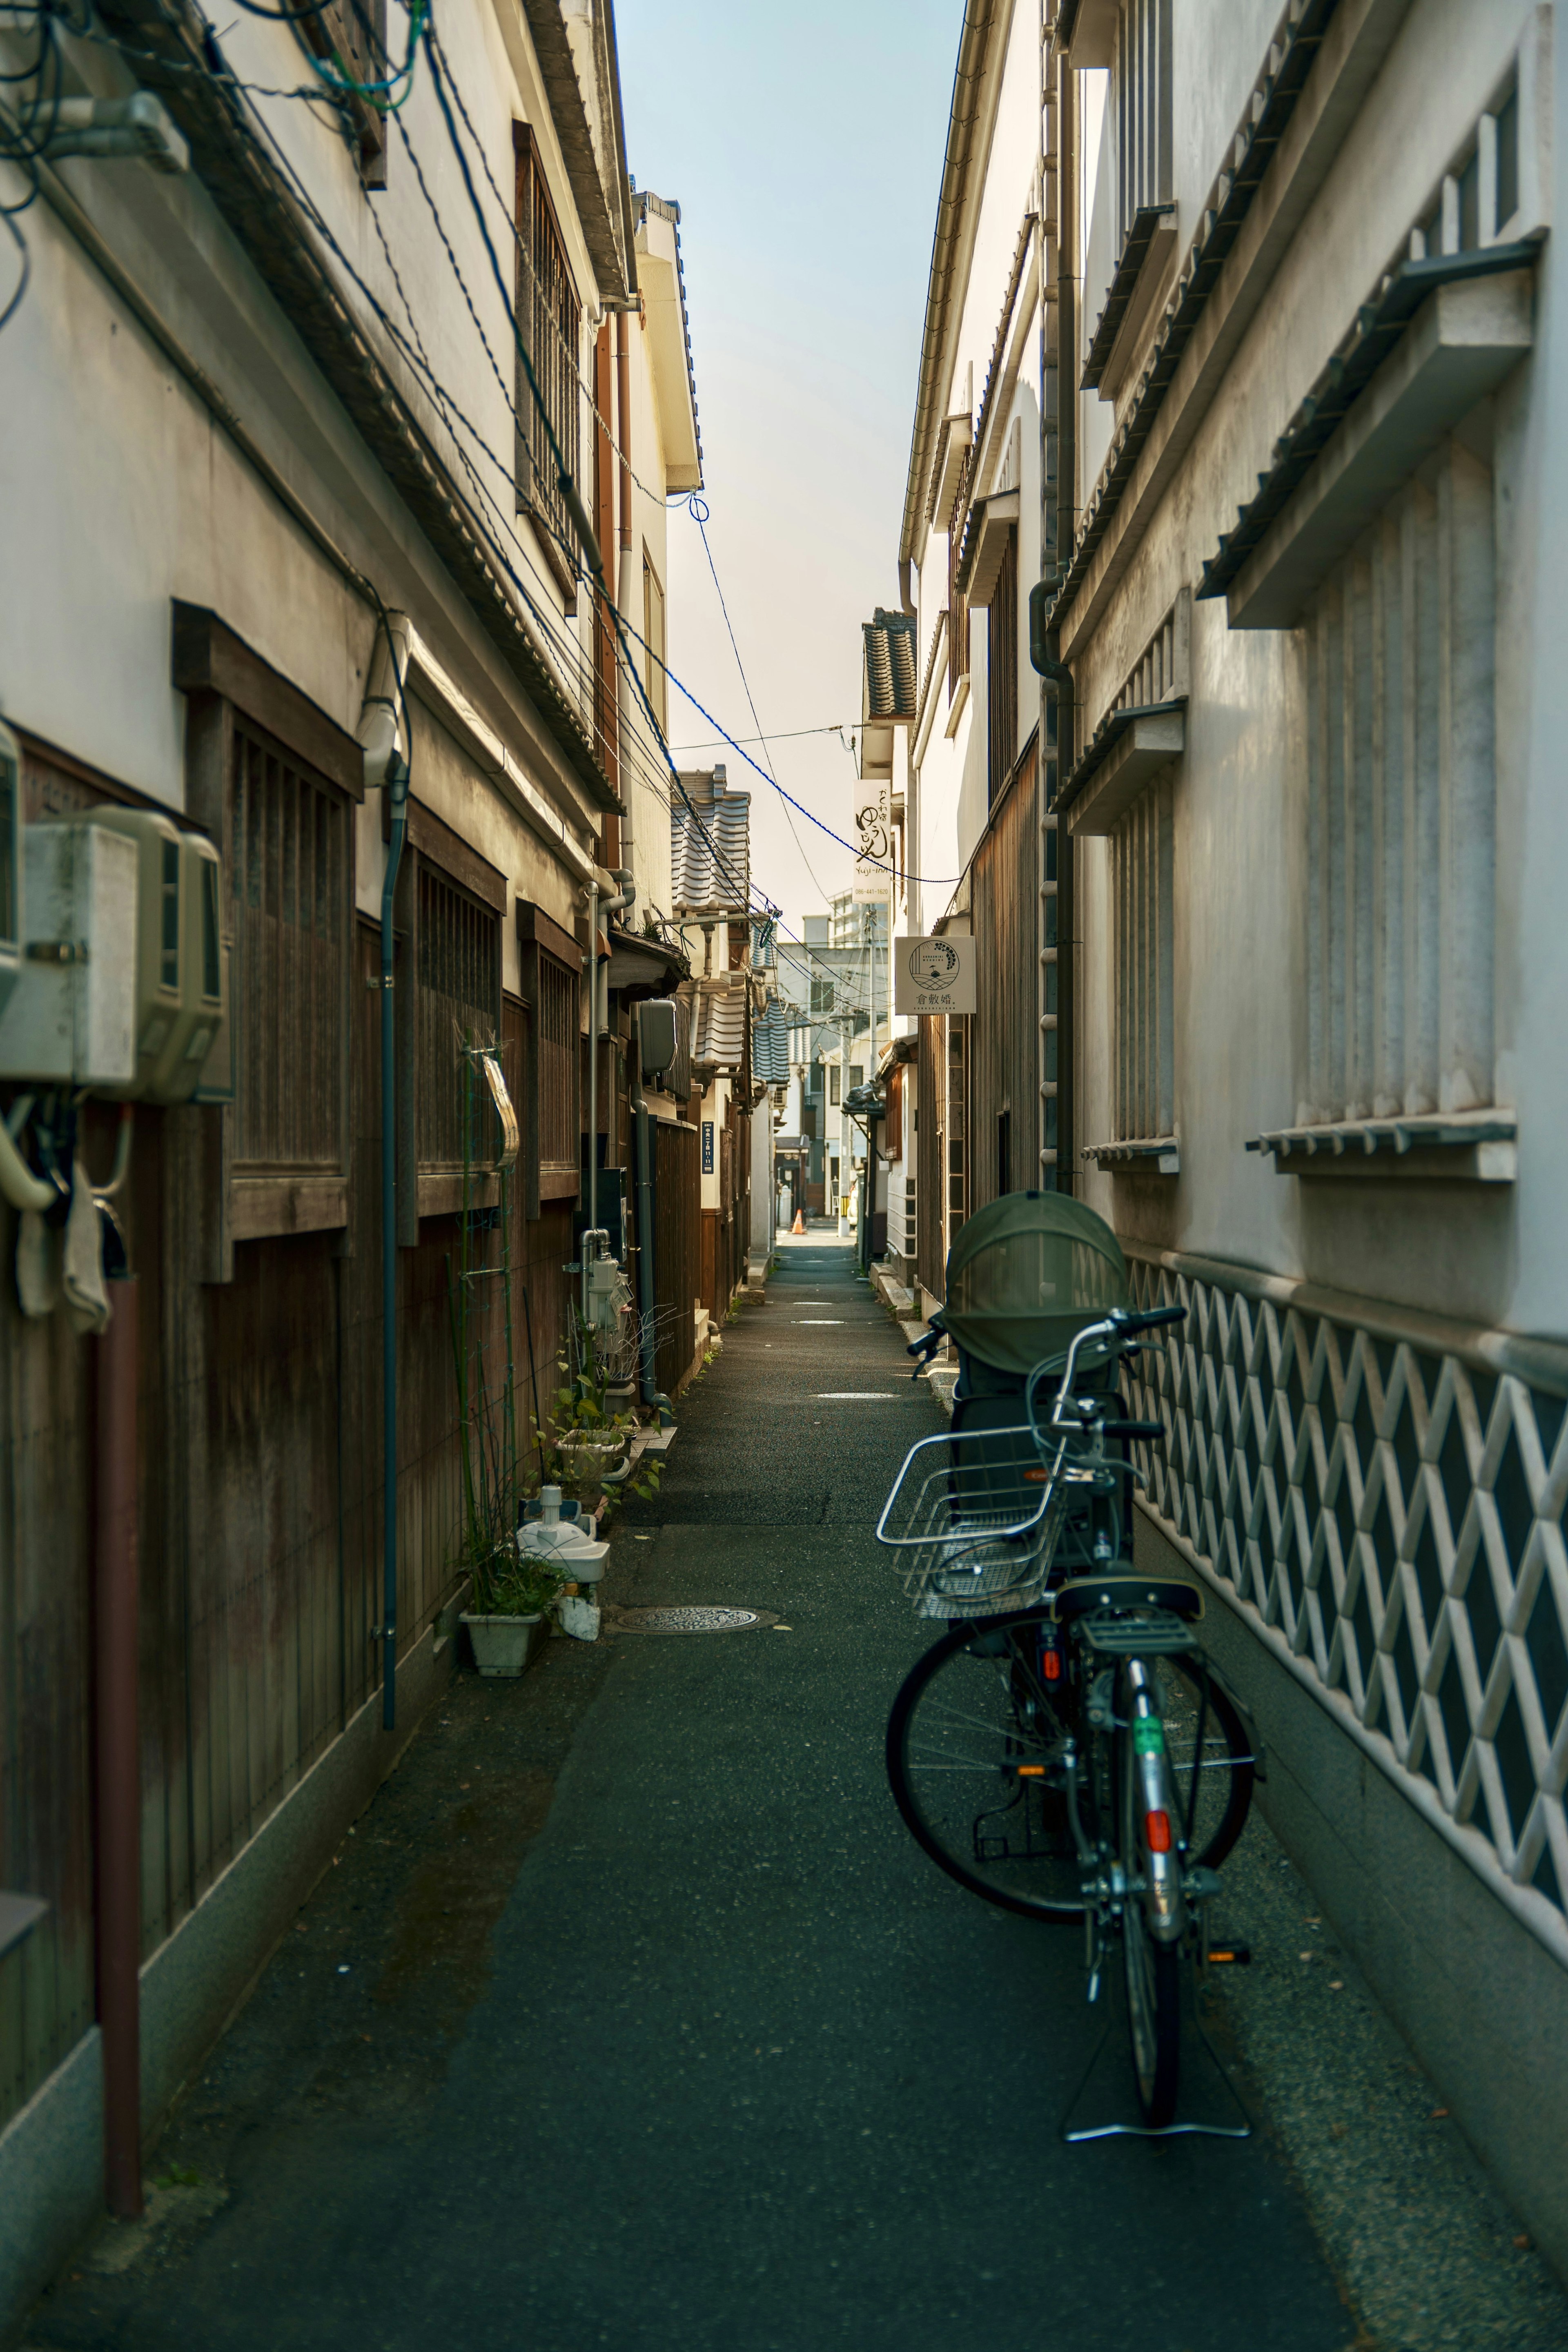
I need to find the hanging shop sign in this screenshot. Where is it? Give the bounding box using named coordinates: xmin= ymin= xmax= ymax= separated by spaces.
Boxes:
xmin=852 ymin=780 xmax=893 ymax=904
xmin=892 ymin=933 xmax=977 ymax=1016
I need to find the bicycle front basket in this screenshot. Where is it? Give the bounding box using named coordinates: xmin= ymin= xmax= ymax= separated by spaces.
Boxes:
xmin=876 ymin=1421 xmax=1076 ymax=1618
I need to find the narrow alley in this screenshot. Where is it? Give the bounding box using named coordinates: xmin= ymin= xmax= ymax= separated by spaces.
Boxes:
xmin=27 ymin=1240 xmax=1359 ymax=2352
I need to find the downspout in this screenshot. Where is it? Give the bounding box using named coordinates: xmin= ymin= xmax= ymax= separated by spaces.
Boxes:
xmin=584 ymin=876 xmax=599 ymax=1331
xmin=95 ymin=1271 xmax=141 ymax=2219
xmin=628 ymin=1007 xmax=672 ymax=1421
xmin=362 ymin=612 xmax=410 ymax=1733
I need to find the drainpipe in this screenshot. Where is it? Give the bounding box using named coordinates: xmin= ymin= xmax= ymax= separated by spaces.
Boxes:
xmin=363 ymin=612 xmax=410 ymax=1733
xmin=94 ymin=1272 xmax=141 ymax=2218
xmin=628 ymin=1006 xmax=673 ymax=1421
xmin=584 ymin=875 xmax=599 ymax=1331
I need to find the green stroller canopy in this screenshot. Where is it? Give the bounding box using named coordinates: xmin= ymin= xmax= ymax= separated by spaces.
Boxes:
xmin=942 ymin=1192 xmax=1129 ymax=1376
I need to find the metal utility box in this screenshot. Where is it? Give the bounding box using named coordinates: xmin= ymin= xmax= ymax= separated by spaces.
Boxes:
xmin=0 ymin=820 xmax=138 ymax=1086
xmin=0 ymin=723 xmax=19 ymax=1021
xmin=638 ymin=998 xmax=678 ymax=1078
xmin=92 ymin=808 xmax=228 ymax=1101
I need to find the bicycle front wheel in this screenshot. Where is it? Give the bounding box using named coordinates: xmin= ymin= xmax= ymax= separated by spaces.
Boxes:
xmin=886 ymin=1609 xmax=1102 ymax=1920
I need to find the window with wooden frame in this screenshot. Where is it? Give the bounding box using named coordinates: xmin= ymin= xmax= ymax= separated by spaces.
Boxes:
xmin=947 ymin=444 xmax=973 ymax=696
xmin=390 ymin=800 xmax=506 ymax=1235
xmin=516 ymin=901 xmax=583 ymax=1217
xmin=415 ymin=864 xmax=501 ymax=1170
xmin=643 ymin=549 xmax=668 ymax=736
xmin=986 ymin=526 xmax=1018 ymax=806
xmin=514 ymin=126 xmax=581 ymax=594
xmin=231 ymin=720 xmax=349 ymax=1174
xmin=173 ymin=603 xmax=363 ymax=1276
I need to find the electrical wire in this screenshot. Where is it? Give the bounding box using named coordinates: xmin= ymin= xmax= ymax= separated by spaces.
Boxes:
xmin=58 ymin=0 xmax=918 ymax=968
xmin=685 ymin=490 xmax=835 ymax=907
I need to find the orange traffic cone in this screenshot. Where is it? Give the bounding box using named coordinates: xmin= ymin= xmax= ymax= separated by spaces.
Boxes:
xmin=791 ymin=1207 xmax=805 ymax=1234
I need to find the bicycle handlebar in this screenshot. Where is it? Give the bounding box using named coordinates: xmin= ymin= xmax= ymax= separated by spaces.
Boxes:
xmin=1110 ymin=1303 xmax=1187 ymax=1335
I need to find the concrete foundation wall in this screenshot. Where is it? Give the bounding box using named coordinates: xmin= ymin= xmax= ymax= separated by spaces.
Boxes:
xmin=1136 ymin=1506 xmax=1568 ymax=2289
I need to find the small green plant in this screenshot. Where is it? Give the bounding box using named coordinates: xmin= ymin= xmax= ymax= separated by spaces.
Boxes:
xmin=470 ymin=1546 xmax=564 ymax=1619
xmin=155 ymin=2164 xmax=201 ymax=2190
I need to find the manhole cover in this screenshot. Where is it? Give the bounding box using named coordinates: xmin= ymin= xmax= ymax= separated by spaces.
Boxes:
xmin=610 ymin=1606 xmax=771 ymax=1635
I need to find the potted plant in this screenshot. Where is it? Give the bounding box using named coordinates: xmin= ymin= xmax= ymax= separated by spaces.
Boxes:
xmin=460 ymin=1546 xmax=564 ymax=1677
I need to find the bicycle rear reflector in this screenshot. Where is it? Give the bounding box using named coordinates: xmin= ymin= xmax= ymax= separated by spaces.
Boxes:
xmin=1145 ymin=1810 xmax=1173 ymax=1853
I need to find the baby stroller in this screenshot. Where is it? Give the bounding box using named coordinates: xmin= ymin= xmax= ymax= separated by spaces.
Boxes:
xmin=896 ymin=1192 xmax=1140 ymax=1610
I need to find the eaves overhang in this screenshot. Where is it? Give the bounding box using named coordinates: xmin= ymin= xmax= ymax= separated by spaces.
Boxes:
xmin=94 ymin=0 xmax=622 ymax=817
xmin=1040 ymin=0 xmax=1343 ymax=633
xmin=1199 ymin=245 xmax=1539 ymax=618
xmin=898 ymin=0 xmax=1006 ymax=566
xmin=521 ymin=0 xmax=635 ymax=304
xmin=1057 ymin=699 xmax=1185 ymax=830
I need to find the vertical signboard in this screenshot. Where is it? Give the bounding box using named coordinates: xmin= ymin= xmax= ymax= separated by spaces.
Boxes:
xmin=701 ymin=1120 xmax=715 ymax=1174
xmin=852 ymin=780 xmax=892 ymax=904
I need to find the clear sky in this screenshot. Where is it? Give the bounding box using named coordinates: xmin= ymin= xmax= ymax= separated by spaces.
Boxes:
xmin=614 ymin=0 xmax=960 ymax=938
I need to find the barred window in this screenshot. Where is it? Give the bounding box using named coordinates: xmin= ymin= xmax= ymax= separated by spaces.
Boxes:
xmin=231 ymin=718 xmax=347 ymax=1171
xmin=536 ymin=949 xmax=579 ymax=1175
xmin=515 ymin=128 xmax=581 ymax=567
xmin=1301 ymin=437 xmax=1496 ymax=1125
xmin=1115 ymin=0 xmax=1173 ymax=246
xmin=416 ymin=864 xmax=500 ymax=1169
xmin=1110 ymin=776 xmax=1174 ymax=1141
xmin=643 ymin=552 xmax=668 ymax=735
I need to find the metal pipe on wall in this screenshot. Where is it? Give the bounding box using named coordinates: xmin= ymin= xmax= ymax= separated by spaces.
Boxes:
xmin=94 ymin=1273 xmax=141 ymax=2220
xmin=372 ymin=613 xmax=411 ymax=1733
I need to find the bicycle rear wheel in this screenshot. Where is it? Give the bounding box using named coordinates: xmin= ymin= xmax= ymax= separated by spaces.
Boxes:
xmin=1117 ymin=1687 xmax=1183 ymax=2125
xmin=886 ymin=1609 xmax=1102 ymax=1920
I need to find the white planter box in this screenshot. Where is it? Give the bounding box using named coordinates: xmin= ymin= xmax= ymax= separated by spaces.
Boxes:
xmin=460 ymin=1611 xmax=545 ymax=1678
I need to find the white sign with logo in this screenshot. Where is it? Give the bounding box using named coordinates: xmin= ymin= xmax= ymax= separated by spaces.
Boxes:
xmin=851 ymin=779 xmax=892 ymax=904
xmin=893 ymin=934 xmax=976 ymax=1016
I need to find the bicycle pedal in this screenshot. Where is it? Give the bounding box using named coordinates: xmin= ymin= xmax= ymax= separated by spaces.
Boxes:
xmin=1206 ymin=1942 xmax=1252 ymax=1966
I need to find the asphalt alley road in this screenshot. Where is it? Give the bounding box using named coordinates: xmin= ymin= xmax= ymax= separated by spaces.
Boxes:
xmin=30 ymin=1238 xmax=1357 ymax=2352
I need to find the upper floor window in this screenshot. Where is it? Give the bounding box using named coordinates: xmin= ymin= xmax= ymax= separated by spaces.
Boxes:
xmin=231 ymin=718 xmax=350 ymax=1175
xmin=643 ymin=551 xmax=668 ymax=735
xmin=1116 ymin=0 xmax=1173 ymax=245
xmin=1300 ymin=435 xmax=1497 ymax=1126
xmin=514 ymin=128 xmax=581 ymax=578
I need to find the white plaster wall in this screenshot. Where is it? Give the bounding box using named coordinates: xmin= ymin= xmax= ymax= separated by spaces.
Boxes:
xmin=909 ymin=0 xmax=1042 ymax=923
xmin=0 ymin=0 xmax=641 ymax=901
xmin=1070 ymin=0 xmax=1560 ymax=1339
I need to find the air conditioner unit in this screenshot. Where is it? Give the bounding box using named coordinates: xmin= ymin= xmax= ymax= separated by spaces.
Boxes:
xmin=93 ymin=808 xmax=229 ymax=1102
xmin=0 ymin=808 xmax=231 ymax=1098
xmin=0 ymin=820 xmax=138 ymax=1085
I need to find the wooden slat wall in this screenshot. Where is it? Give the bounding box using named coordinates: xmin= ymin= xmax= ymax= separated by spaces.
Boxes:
xmin=0 ymin=920 xmax=578 ymax=2136
xmin=653 ymin=1118 xmax=699 ymax=1397
xmin=916 ymin=1016 xmax=944 ymax=1298
xmin=969 ymin=744 xmax=1039 ymax=1217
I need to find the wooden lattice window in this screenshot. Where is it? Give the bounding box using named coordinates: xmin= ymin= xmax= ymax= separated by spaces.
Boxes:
xmin=231 ymin=717 xmax=348 ymax=1172
xmin=948 ymin=444 xmax=972 ymax=696
xmin=536 ymin=951 xmax=578 ymax=1172
xmin=416 ymin=864 xmax=501 ymax=1169
xmin=514 ymin=126 xmax=581 ymax=573
xmin=516 ymin=900 xmax=583 ymax=1216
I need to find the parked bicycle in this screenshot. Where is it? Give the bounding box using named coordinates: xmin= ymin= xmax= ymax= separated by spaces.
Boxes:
xmin=880 ymin=1195 xmax=1259 ymax=2132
